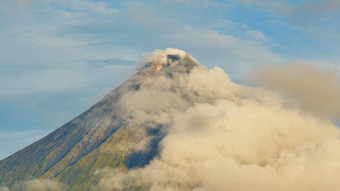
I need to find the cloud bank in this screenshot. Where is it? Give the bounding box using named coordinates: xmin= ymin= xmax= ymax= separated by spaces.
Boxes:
xmin=92 ymin=50 xmax=340 ymax=191
xmin=4 ymin=49 xmax=340 ymax=191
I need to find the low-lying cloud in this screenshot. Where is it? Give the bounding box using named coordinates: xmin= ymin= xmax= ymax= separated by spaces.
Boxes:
xmin=9 ymin=50 xmax=340 ymax=191
xmin=12 ymin=179 xmax=67 ymax=191
xmin=95 ymin=51 xmax=340 ymax=191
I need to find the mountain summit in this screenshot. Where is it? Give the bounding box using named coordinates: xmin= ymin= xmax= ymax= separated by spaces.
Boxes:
xmin=139 ymin=49 xmax=204 ymax=77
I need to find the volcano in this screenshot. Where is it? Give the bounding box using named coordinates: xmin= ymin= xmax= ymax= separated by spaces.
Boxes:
xmin=0 ymin=49 xmax=214 ymax=190
xmin=2 ymin=49 xmax=340 ymax=191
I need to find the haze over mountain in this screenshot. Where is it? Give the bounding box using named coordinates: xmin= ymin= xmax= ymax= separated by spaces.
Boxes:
xmin=1 ymin=49 xmax=340 ymax=191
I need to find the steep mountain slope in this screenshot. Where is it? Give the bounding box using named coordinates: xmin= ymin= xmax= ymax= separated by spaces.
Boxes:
xmin=0 ymin=49 xmax=214 ymax=190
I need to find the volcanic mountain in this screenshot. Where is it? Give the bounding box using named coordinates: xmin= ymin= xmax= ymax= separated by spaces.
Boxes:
xmin=0 ymin=49 xmax=218 ymax=190
xmin=2 ymin=49 xmax=340 ymax=191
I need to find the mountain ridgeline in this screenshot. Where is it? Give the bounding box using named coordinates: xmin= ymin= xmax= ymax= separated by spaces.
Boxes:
xmin=0 ymin=49 xmax=212 ymax=190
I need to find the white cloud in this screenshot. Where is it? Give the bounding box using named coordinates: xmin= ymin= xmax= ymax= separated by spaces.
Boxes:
xmin=0 ymin=67 xmax=89 ymax=96
xmin=126 ymin=5 xmax=282 ymax=75
xmin=0 ymin=61 xmax=132 ymax=97
xmin=13 ymin=179 xmax=67 ymax=191
xmin=96 ymin=50 xmax=340 ymax=191
xmin=0 ymin=0 xmax=283 ymax=98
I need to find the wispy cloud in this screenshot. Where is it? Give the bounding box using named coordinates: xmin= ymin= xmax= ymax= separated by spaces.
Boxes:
xmin=0 ymin=63 xmax=131 ymax=97
xmin=0 ymin=0 xmax=282 ymax=97
xmin=246 ymin=30 xmax=267 ymax=40
xmin=239 ymin=0 xmax=293 ymax=15
xmin=56 ymin=0 xmax=119 ymax=16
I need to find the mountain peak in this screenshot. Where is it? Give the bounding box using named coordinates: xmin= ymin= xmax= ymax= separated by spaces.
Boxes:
xmin=140 ymin=48 xmax=204 ymax=77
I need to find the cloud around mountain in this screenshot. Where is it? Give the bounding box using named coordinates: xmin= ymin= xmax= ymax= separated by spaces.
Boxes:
xmin=94 ymin=49 xmax=340 ymax=191
xmin=3 ymin=49 xmax=340 ymax=191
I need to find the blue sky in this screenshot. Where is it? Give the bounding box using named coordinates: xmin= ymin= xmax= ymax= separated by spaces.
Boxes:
xmin=0 ymin=0 xmax=340 ymax=159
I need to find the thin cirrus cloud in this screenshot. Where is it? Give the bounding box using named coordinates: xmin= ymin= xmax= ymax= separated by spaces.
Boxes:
xmin=0 ymin=63 xmax=131 ymax=97
xmin=0 ymin=0 xmax=282 ymax=97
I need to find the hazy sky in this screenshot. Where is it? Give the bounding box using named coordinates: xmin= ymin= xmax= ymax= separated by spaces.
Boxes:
xmin=0 ymin=0 xmax=340 ymax=159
